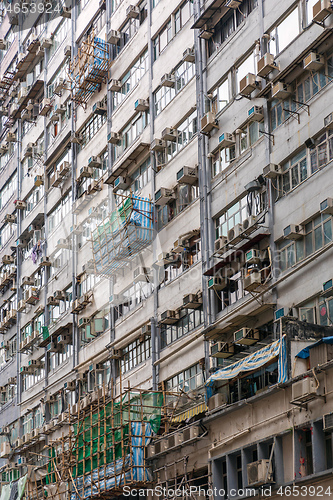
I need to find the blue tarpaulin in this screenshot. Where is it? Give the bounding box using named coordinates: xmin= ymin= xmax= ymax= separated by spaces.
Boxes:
xmin=296 ymin=336 xmax=333 ymax=359
xmin=205 ymin=336 xmax=288 ymax=399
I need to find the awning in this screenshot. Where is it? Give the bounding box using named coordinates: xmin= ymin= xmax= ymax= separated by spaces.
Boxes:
xmin=172 ymin=402 xmax=207 ymax=423
xmin=296 ymin=336 xmax=333 ymax=359
xmin=205 ymin=336 xmax=288 ymax=399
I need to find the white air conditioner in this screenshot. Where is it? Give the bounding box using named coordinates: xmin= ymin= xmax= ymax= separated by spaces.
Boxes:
xmin=182 ymin=425 xmax=200 ymax=442
xmin=239 ymin=73 xmax=258 ymax=95
xmin=208 ymin=393 xmax=228 ymax=411
xmin=168 ymin=432 xmax=183 ymax=448
xmin=257 ymin=53 xmax=276 ymax=77
xmin=88 ymin=156 xmax=102 ymax=168
xmin=155 ymin=188 xmax=175 ymax=206
xmin=210 ymin=342 xmax=234 ymax=358
xmin=134 ymin=98 xmax=149 ymax=111
xmin=208 ymin=276 xmax=227 ymax=291
xmin=243 ymin=271 xmax=262 ymax=292
xmin=93 ymin=101 xmax=107 ymax=115
xmin=107 ymin=30 xmax=121 ymax=44
xmin=183 ymin=293 xmax=202 ymax=309
xmin=242 ymin=216 xmax=258 ymax=235
xmin=200 ymin=111 xmax=217 ymax=134
xmin=245 ymin=248 xmax=261 ymax=264
xmin=176 ymin=166 xmax=198 ymax=184
xmin=272 ymin=82 xmax=292 ymax=99
xmin=227 ymin=224 xmax=243 ymax=244
xmin=214 ymin=236 xmax=228 ymax=254
xmin=263 ymin=163 xmax=282 ymax=179
xmin=161 ymin=127 xmax=177 ymax=141
xmin=283 ymin=224 xmax=304 ymax=240
xmin=151 ymin=138 xmax=166 ymax=151
xmin=303 ymin=52 xmax=325 ymax=70
xmin=39 ymin=98 xmax=51 ymax=116
xmin=161 ymin=73 xmax=175 ymax=87
xmin=183 ymin=47 xmax=195 ymax=62
xmin=70 ymin=132 xmax=83 ymax=144
xmin=324 ymin=113 xmax=333 ymax=129
xmin=313 ymin=0 xmax=332 ymax=22
xmin=126 ymin=4 xmax=140 ymax=17
xmin=323 ymin=412 xmax=333 ymax=431
xmin=114 ymin=176 xmax=130 ymax=191
xmin=160 ymin=310 xmax=179 ymax=324
xmin=110 ymin=348 xmax=122 ymax=359
xmin=133 ymin=267 xmax=151 ymax=282
xmin=107 ymin=132 xmax=121 ymax=144
xmin=234 ymin=327 xmax=259 ymax=345
xmin=110 ymin=79 xmax=122 ymax=92
xmin=247 ymin=459 xmax=273 ymax=486
xmin=248 ymin=105 xmax=264 ymax=122
xmin=320 ymin=198 xmax=333 ymax=215
xmin=79 ymin=166 xmax=93 ymax=179
xmin=292 ymin=378 xmax=318 ymax=402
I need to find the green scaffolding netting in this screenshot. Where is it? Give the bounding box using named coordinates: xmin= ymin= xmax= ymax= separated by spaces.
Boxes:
xmin=46 ymin=392 xmax=163 ymax=484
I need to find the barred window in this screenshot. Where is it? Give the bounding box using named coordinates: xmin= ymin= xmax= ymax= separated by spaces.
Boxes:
xmin=165 ymin=363 xmax=204 ymax=393
xmin=80 ymin=113 xmax=107 ymax=148
xmin=121 ymin=335 xmax=151 ymax=373
xmin=161 ymin=307 xmax=204 ymax=348
xmin=154 ymin=60 xmax=195 ymax=115
xmin=112 ymin=50 xmax=149 ymax=110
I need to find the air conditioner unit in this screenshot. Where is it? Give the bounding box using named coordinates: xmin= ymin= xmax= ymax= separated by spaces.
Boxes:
xmin=161 ymin=127 xmax=177 ymax=141
xmin=0 ymin=442 xmax=11 ymax=457
xmin=183 ymin=47 xmax=195 ymax=62
xmin=34 ymin=175 xmax=44 ymax=187
xmin=14 ymin=200 xmax=26 ymax=210
xmin=107 ymin=132 xmax=121 ymax=144
xmin=168 ymin=432 xmax=183 ymax=448
xmin=161 ymin=73 xmax=175 ymax=87
xmin=210 ymin=342 xmax=234 ymax=358
xmin=324 ymin=112 xmax=333 ymax=129
xmin=2 ymin=255 xmax=14 ymax=264
xmin=313 ymin=0 xmax=332 ymax=22
xmin=82 ymin=260 xmax=95 ymax=273
xmin=79 ymin=166 xmax=93 ymax=180
xmin=218 ymin=132 xmax=235 ymax=148
xmin=182 ymin=425 xmax=200 ymax=442
xmin=114 ymin=176 xmax=130 ymax=191
xmin=92 ymin=101 xmax=107 ymax=115
xmin=110 ymin=79 xmax=122 ymax=92
xmin=17 ymin=300 xmax=26 ymax=312
xmin=5 ymin=214 xmax=16 ymax=224
xmin=21 ymin=108 xmax=31 ymax=122
xmin=257 ymin=53 xmax=276 ymax=77
xmin=133 ymin=267 xmax=151 ymax=282
xmin=283 ymin=224 xmax=304 ymax=240
xmin=41 ymin=37 xmax=52 ymax=48
xmin=292 ymin=378 xmax=318 ymax=402
xmin=25 ymin=287 xmax=39 ymax=305
xmin=227 ymin=224 xmax=243 ymax=244
xmin=176 ymin=166 xmax=198 ymax=184
xmin=57 ymin=334 xmax=71 ymax=345
xmin=60 ymin=5 xmax=71 ymax=17
xmin=243 ymin=271 xmax=261 ymax=292
xmin=208 ymin=393 xmax=228 ymax=411
xmin=126 ymin=4 xmax=140 ymax=17
xmin=28 ymin=359 xmax=42 ymax=369
xmin=248 ymin=105 xmax=264 ymax=122
xmin=208 ymin=276 xmax=227 ymax=291
xmin=183 ymin=293 xmax=202 ymax=309
xmin=323 ymin=412 xmax=333 ymax=431
xmin=107 ymin=30 xmax=121 ymax=44
xmin=64 ymin=380 xmax=76 ymax=391
xmin=234 ymin=327 xmax=259 ymax=345
xmin=263 ymin=163 xmax=282 ymax=179
xmin=214 ymin=236 xmax=228 ymax=254
xmin=47 ymin=342 xmax=60 ymax=353
xmin=160 ymin=310 xmax=179 ymax=324
xmin=20 ymin=366 xmax=30 ymax=374
xmin=322 ymin=279 xmax=333 ymax=298
xmin=151 ymin=138 xmax=166 ymax=151
xmin=320 ymin=198 xmax=333 ymax=215
xmin=134 ymin=98 xmax=149 ymax=111
xmin=88 ymin=156 xmax=102 ymax=169
xmin=149 ymin=439 xmax=168 ymax=456
xmin=110 ymin=348 xmax=122 ymax=359
xmin=304 ymin=52 xmax=325 ymax=71
xmin=39 ymin=98 xmax=51 ymax=116
xmin=142 ymin=323 xmax=151 ymax=335
xmin=239 ymin=73 xmax=258 ymax=95
xmin=64 ymin=45 xmax=71 ymax=57
xmin=71 ymin=132 xmax=83 ymax=144
xmin=245 ymin=248 xmax=261 ymax=264
xmin=155 ymin=188 xmax=175 ymax=205
xmin=0 ymin=39 xmax=6 ymax=50
xmin=47 ymin=296 xmax=59 ymax=306
xmin=17 ymin=456 xmax=26 ymax=465
xmin=247 ymin=459 xmax=273 ymax=486
xmin=272 ymin=82 xmax=292 ymax=99
xmin=59 ymin=161 xmax=70 ymax=177
xmin=201 ymin=112 xmax=217 ymax=134
xmin=242 ymin=216 xmax=258 ymax=235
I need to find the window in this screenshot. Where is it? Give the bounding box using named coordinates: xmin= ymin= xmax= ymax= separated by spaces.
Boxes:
xmin=159 ymin=110 xmax=197 ymax=165
xmin=268 ymin=7 xmax=300 ymax=56
xmin=161 ymin=307 xmax=203 ymax=348
xmin=112 ymin=111 xmax=149 ymax=160
xmin=112 ymin=50 xmax=149 ymax=110
xmin=130 ymin=157 xmax=151 ymax=193
xmin=0 ymin=222 xmax=15 ymax=249
xmin=0 ymin=172 xmax=17 ymax=211
xmin=114 ymin=281 xmax=154 ymax=320
xmin=48 ymin=191 xmax=72 ymax=234
xmin=157 ymin=184 xmax=199 ymax=230
xmin=240 ymin=120 xmax=264 ymax=153
xmin=211 ymin=79 xmax=229 ymax=114
xmin=278 ymin=214 xmax=332 ymax=272
xmin=153 ymin=20 xmax=172 ymax=60
xmin=23 ymin=185 xmax=44 ymax=217
xmin=298 ymin=296 xmax=333 ymax=327
xmin=154 ymin=60 xmax=195 ymax=115
xmin=207 ymin=0 xmax=258 ymax=57
xmin=165 ymin=363 xmax=204 ymax=393
xmin=120 ymin=335 xmax=151 ymax=373
xmin=215 ymin=194 xmax=265 ymax=239
xmin=49 ymin=19 xmax=70 ymax=59
xmin=236 ymin=52 xmax=255 ymax=90
xmin=174 ymin=0 xmax=194 ymax=34
xmin=80 ymin=113 xmax=107 ymax=148
xmin=279 ymin=132 xmax=333 ymax=195
xmin=211 ymin=145 xmax=235 ymax=177
xmin=80 ymin=308 xmax=109 ymax=345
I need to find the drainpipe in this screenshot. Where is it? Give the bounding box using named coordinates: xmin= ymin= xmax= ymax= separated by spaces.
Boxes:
xmin=147 ymin=0 xmax=159 ymax=390
xmin=193 ymin=0 xmax=212 ymax=380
